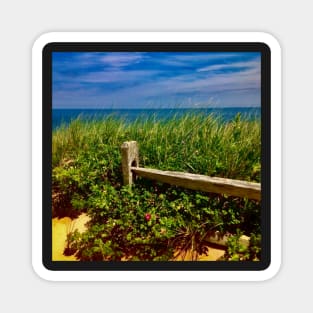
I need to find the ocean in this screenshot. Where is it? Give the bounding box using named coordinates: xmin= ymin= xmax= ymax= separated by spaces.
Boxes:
xmin=52 ymin=107 xmax=261 ymax=130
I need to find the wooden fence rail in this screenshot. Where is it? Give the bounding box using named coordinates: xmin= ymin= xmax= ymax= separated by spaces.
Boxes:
xmin=121 ymin=141 xmax=261 ymax=201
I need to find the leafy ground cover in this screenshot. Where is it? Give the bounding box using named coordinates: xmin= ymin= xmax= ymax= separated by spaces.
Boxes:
xmin=52 ymin=112 xmax=261 ymax=261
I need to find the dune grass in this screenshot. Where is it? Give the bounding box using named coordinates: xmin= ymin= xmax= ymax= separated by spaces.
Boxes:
xmin=53 ymin=112 xmax=260 ymax=182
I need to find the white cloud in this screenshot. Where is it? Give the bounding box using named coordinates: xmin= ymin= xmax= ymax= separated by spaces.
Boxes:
xmin=77 ymin=69 xmax=158 ymax=83
xmin=155 ymin=53 xmax=242 ymax=67
xmin=197 ymin=60 xmax=260 ymax=72
xmin=100 ymin=53 xmax=146 ymax=67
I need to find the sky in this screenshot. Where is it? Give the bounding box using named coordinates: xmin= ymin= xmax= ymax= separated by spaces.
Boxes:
xmin=52 ymin=51 xmax=261 ymax=109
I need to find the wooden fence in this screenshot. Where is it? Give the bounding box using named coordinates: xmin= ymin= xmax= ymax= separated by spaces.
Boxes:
xmin=121 ymin=141 xmax=261 ymax=201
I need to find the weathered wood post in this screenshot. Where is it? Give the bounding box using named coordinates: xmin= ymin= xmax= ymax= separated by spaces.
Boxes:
xmin=121 ymin=141 xmax=139 ymax=186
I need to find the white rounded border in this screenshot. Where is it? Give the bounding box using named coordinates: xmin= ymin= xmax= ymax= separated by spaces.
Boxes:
xmin=32 ymin=32 xmax=281 ymax=281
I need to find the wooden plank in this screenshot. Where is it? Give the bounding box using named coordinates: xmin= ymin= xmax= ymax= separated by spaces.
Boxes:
xmin=131 ymin=167 xmax=261 ymax=200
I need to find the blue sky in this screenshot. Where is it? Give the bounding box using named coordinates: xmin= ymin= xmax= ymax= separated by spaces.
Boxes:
xmin=52 ymin=51 xmax=261 ymax=109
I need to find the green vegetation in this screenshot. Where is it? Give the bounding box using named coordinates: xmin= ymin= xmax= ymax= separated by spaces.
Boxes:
xmin=53 ymin=112 xmax=261 ymax=261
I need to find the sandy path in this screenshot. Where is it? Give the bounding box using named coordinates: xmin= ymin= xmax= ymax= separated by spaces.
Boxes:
xmin=197 ymin=247 xmax=225 ymax=261
xmin=173 ymin=246 xmax=225 ymax=261
xmin=52 ymin=213 xmax=90 ymax=261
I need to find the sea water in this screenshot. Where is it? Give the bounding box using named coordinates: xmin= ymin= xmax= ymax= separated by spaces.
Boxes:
xmin=52 ymin=107 xmax=261 ymax=130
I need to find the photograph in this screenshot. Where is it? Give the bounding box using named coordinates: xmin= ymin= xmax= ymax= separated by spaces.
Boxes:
xmin=51 ymin=48 xmax=262 ymax=264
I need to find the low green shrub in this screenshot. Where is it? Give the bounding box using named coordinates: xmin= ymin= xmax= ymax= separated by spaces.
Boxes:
xmin=65 ymin=182 xmax=259 ymax=261
xmin=220 ymin=230 xmax=262 ymax=261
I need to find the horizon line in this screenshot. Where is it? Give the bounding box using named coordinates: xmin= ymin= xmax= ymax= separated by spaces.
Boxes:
xmin=53 ymin=106 xmax=261 ymax=110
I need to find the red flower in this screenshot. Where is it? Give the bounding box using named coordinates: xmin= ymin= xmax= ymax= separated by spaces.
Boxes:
xmin=145 ymin=213 xmax=151 ymax=221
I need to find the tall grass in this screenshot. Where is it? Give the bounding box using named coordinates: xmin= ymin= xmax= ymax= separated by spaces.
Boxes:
xmin=53 ymin=112 xmax=260 ymax=183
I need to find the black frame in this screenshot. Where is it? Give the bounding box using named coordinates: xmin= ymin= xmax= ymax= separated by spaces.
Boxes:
xmin=43 ymin=42 xmax=271 ymax=271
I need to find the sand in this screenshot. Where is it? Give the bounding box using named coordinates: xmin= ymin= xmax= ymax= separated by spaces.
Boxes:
xmin=52 ymin=213 xmax=90 ymax=261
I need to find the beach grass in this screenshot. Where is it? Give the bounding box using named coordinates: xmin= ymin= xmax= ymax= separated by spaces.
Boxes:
xmin=53 ymin=112 xmax=260 ymax=181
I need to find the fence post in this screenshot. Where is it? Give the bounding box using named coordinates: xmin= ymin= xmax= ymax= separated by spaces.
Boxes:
xmin=121 ymin=141 xmax=139 ymax=186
